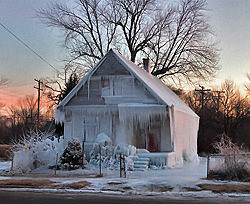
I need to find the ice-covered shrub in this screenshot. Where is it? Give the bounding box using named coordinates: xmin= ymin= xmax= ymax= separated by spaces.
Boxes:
xmin=113 ymin=145 xmax=137 ymax=171
xmin=60 ymin=139 xmax=83 ymax=170
xmin=89 ymin=133 xmax=113 ymax=166
xmin=12 ymin=131 xmax=65 ymax=173
xmin=89 ymin=133 xmax=136 ymax=170
xmin=209 ymin=133 xmax=250 ymax=182
xmin=114 ymin=145 xmax=137 ymax=157
xmin=213 ymin=133 xmax=245 ymax=155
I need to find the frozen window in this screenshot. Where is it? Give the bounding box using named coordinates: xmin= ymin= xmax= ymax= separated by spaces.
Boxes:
xmin=101 ymin=77 xmax=111 ymax=96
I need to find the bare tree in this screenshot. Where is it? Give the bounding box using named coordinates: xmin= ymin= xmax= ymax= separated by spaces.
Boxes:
xmin=41 ymin=64 xmax=83 ymax=106
xmin=37 ymin=0 xmax=117 ymax=68
xmin=8 ymin=95 xmax=38 ymax=126
xmin=245 ymin=73 xmax=250 ymax=93
xmin=148 ymin=0 xmax=219 ymax=83
xmin=219 ymin=80 xmax=249 ymax=135
xmin=38 ymin=0 xmax=219 ymax=84
xmin=183 ymin=80 xmax=249 ymax=153
xmin=106 ymin=0 xmax=173 ymax=62
xmin=0 ymin=103 xmax=4 ymax=115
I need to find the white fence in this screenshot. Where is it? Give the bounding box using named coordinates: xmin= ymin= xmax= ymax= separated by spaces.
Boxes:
xmin=207 ymin=153 xmax=250 ymax=177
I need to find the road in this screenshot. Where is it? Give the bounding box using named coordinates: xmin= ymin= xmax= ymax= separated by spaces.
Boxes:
xmin=0 ymin=190 xmax=249 ymax=204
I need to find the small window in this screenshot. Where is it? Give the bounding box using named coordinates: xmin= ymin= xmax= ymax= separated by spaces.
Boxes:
xmin=102 ymin=78 xmax=110 ymax=87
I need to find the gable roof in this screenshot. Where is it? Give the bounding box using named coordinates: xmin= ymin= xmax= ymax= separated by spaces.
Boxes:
xmin=57 ymin=49 xmax=198 ymax=118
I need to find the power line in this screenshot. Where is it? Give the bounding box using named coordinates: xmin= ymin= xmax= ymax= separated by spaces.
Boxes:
xmin=0 ymin=22 xmax=58 ymax=72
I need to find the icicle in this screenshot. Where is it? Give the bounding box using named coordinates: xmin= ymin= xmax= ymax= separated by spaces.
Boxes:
xmin=55 ymin=107 xmax=65 ymax=124
xmin=118 ymin=104 xmax=167 ymax=128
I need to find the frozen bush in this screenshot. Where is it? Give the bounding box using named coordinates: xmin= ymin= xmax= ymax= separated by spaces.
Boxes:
xmin=60 ymin=139 xmax=83 ymax=170
xmin=89 ymin=133 xmax=113 ymax=167
xmin=12 ymin=131 xmax=65 ymax=173
xmin=209 ymin=133 xmax=250 ymax=181
xmin=89 ymin=133 xmax=137 ymax=170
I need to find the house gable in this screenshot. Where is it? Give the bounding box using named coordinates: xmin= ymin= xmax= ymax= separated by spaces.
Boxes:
xmin=65 ymin=50 xmax=159 ymax=106
xmin=92 ymin=52 xmax=131 ymax=76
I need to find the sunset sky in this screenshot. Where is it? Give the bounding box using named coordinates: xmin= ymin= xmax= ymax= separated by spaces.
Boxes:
xmin=0 ymin=0 xmax=249 ymax=108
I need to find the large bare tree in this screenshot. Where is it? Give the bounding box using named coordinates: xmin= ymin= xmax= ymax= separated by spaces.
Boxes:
xmin=106 ymin=0 xmax=174 ymax=62
xmin=37 ymin=0 xmax=117 ymax=68
xmin=38 ymin=0 xmax=219 ymax=84
xmin=148 ymin=0 xmax=219 ymax=83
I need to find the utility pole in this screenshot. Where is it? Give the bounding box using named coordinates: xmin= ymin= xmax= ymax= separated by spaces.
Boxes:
xmin=195 ymin=85 xmax=211 ymax=152
xmin=195 ymin=85 xmax=211 ymax=113
xmin=34 ymin=79 xmax=42 ymax=127
xmin=213 ymin=90 xmax=224 ymax=112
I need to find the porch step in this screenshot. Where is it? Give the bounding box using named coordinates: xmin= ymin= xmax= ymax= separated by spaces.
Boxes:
xmin=132 ymin=150 xmax=150 ymax=171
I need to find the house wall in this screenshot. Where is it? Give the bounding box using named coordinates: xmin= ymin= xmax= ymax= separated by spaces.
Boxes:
xmin=160 ymin=118 xmax=172 ymax=152
xmin=171 ymin=109 xmax=199 ymax=163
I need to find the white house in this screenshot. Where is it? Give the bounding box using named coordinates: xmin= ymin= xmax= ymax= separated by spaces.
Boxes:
xmin=55 ymin=49 xmax=199 ymax=167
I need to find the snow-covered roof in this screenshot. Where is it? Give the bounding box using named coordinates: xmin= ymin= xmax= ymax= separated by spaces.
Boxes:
xmin=57 ymin=49 xmax=198 ymax=118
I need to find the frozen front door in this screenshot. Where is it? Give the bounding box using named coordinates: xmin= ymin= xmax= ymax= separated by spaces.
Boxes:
xmin=147 ymin=125 xmax=161 ymax=152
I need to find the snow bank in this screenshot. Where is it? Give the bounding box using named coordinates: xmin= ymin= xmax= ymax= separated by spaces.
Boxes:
xmin=182 ymin=148 xmax=199 ymax=164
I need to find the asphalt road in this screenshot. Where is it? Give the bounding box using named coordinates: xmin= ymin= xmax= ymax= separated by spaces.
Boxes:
xmin=0 ymin=190 xmax=249 ymax=204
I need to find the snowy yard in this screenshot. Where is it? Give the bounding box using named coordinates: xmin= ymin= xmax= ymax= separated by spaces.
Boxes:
xmin=0 ymin=158 xmax=249 ymax=198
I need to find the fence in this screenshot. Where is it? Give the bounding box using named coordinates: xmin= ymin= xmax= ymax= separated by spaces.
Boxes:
xmin=207 ymin=153 xmax=250 ymax=179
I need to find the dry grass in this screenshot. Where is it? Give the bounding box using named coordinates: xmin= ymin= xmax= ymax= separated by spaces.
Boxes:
xmin=108 ymin=181 xmax=127 ymax=185
xmin=0 ymin=145 xmax=13 ymax=160
xmin=56 ymin=181 xmax=91 ymax=189
xmin=0 ymin=179 xmax=55 ymax=188
xmin=197 ymin=183 xmax=250 ymax=194
xmin=0 ymin=179 xmax=91 ymax=190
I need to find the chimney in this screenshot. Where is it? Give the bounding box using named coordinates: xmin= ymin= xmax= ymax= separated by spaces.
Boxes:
xmin=143 ymin=58 xmax=150 ymax=73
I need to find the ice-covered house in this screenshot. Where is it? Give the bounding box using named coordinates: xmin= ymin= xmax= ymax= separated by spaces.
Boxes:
xmin=55 ymin=49 xmax=199 ymax=167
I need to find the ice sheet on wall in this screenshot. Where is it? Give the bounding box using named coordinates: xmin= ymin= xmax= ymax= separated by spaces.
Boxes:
xmin=118 ymin=104 xmax=168 ymax=128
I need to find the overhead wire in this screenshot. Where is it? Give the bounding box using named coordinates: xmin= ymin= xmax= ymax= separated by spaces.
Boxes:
xmin=0 ymin=21 xmax=58 ymax=72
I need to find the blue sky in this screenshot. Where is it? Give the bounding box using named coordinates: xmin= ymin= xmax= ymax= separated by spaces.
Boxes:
xmin=0 ymin=0 xmax=249 ymax=104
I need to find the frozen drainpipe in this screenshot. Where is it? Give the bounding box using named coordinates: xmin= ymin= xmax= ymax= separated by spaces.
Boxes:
xmin=143 ymin=58 xmax=151 ymax=73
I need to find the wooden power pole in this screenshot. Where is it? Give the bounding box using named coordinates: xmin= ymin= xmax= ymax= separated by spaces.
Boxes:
xmin=34 ymin=79 xmax=42 ymax=126
xmin=195 ymin=85 xmax=211 ymax=113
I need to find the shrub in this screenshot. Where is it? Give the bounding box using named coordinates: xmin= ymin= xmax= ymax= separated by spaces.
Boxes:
xmin=12 ymin=131 xmax=65 ymax=173
xmin=209 ymin=133 xmax=250 ymax=181
xmin=60 ymin=139 xmax=83 ymax=170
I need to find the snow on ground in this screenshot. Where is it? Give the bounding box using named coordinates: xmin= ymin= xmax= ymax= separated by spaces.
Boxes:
xmin=0 ymin=158 xmax=249 ymax=199
xmin=0 ymin=161 xmax=11 ymax=172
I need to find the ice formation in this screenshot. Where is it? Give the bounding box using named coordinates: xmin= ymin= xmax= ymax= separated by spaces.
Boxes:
xmin=89 ymin=133 xmax=113 ymax=166
xmin=55 ymin=107 xmax=65 ymax=124
xmin=12 ymin=132 xmax=66 ymax=173
xmin=182 ymin=148 xmax=200 ymax=163
xmin=118 ymin=104 xmax=167 ymax=128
